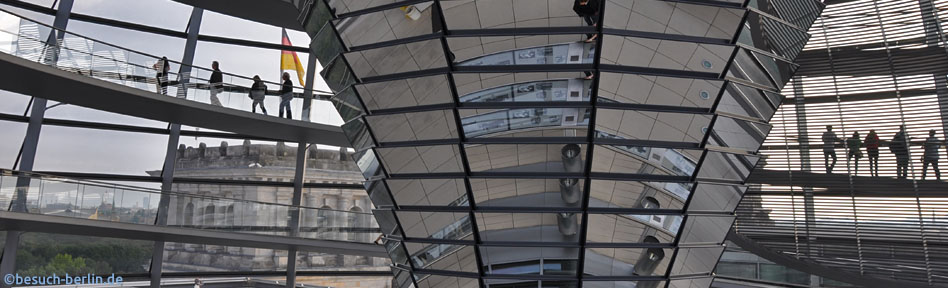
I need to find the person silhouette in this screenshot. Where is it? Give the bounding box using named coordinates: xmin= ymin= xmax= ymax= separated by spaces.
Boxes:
xmin=822 ymin=125 xmax=840 ymax=173
xmin=865 ymin=130 xmax=880 ymax=176
xmin=891 ymin=125 xmax=910 ymax=179
xmin=846 ymin=131 xmax=862 ymax=175
xmin=209 ymin=61 xmax=223 ymax=106
xmin=249 ymin=75 xmax=268 ymax=115
xmin=922 ymin=129 xmax=942 ymax=180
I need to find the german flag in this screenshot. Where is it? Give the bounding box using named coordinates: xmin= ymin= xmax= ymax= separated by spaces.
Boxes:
xmin=280 ymin=28 xmax=305 ymax=86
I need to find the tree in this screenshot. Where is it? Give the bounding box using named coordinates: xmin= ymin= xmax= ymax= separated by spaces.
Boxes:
xmin=22 ymin=254 xmax=93 ymax=276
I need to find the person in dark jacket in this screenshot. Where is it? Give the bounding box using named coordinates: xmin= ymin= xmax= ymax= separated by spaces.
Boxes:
xmin=279 ymin=72 xmax=293 ymax=119
xmin=865 ymin=129 xmax=880 ymax=176
xmin=153 ymin=56 xmax=170 ymax=95
xmin=249 ymin=75 xmax=268 ymax=115
xmin=209 ymin=61 xmax=223 ymax=106
xmin=891 ymin=125 xmax=910 ymax=179
xmin=822 ymin=125 xmax=840 ymax=173
xmin=846 ymin=131 xmax=862 ymax=175
xmin=922 ymin=129 xmax=942 ymax=180
xmin=573 ymin=0 xmax=600 ymax=43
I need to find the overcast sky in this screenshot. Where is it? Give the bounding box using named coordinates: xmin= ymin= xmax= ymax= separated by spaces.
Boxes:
xmin=0 ymin=0 xmax=345 ymax=177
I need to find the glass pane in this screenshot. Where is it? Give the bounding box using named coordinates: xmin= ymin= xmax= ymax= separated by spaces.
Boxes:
xmin=161 ymin=242 xmax=287 ymax=271
xmin=597 ymin=73 xmax=722 ymax=108
xmin=738 ymin=11 xmax=810 ymax=60
xmin=686 ymin=183 xmax=745 ymax=212
xmin=707 ymin=116 xmax=771 ymax=152
xmin=696 ymin=151 xmax=760 ymax=181
xmin=600 ymin=35 xmax=734 ymax=74
xmin=716 ymin=82 xmax=778 ymax=121
xmin=388 ymin=178 xmax=468 ymax=207
xmin=591 ymin=145 xmax=700 ymax=177
xmin=17 ymin=233 xmax=153 ymax=275
xmin=480 ymin=246 xmax=580 ymax=275
xmin=70 ymin=0 xmax=191 ymax=31
xmin=603 ymin=0 xmax=743 ymax=39
xmin=334 ymin=2 xmax=436 ymax=48
xmin=589 ymin=180 xmax=689 ymax=209
xmin=461 ymin=108 xmax=590 ymax=138
xmin=441 ymin=0 xmax=594 ymax=30
xmin=676 ymin=215 xmax=735 ymax=244
xmin=668 ymin=247 xmax=725 ymax=275
xmin=173 ymin=137 xmax=298 ymax=181
xmin=466 ymin=144 xmax=587 ymax=173
xmin=397 ymin=211 xmax=473 ymax=240
xmin=345 ymin=39 xmax=447 ymax=78
xmin=586 ymin=214 xmax=681 ymax=243
xmin=34 ymin=125 xmax=168 ymax=176
xmin=584 ymin=247 xmax=672 ymax=276
xmin=408 ymin=244 xmax=478 ymax=273
xmin=416 ymin=274 xmax=478 ymax=288
xmin=452 ymin=37 xmax=594 ymax=66
xmin=0 ymin=90 xmax=34 ymax=115
xmin=476 ymin=212 xmax=583 ymax=243
xmin=356 ymin=74 xmax=453 ymax=111
xmin=595 ymin=109 xmax=711 ymax=143
xmin=455 ymin=72 xmax=592 ymax=103
xmin=367 ymin=109 xmax=459 ymax=142
xmin=583 ymin=281 xmax=665 ymax=288
xmin=472 ymin=178 xmax=584 ymax=208
xmin=0 ymin=120 xmax=26 ymax=169
xmin=378 ymin=145 xmax=464 ymax=174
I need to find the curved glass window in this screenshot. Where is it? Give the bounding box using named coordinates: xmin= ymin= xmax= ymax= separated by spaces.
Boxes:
xmin=460 ymin=79 xmax=591 ymax=103
xmin=458 ymin=42 xmax=595 ymax=66
xmin=461 ymin=108 xmax=591 ymax=138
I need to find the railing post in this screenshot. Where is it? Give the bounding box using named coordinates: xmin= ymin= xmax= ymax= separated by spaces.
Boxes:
xmin=150 ymin=7 xmax=203 ymax=288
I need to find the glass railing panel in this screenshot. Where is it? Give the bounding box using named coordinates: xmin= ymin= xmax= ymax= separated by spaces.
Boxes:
xmin=1 ymin=169 xmax=380 ymax=242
